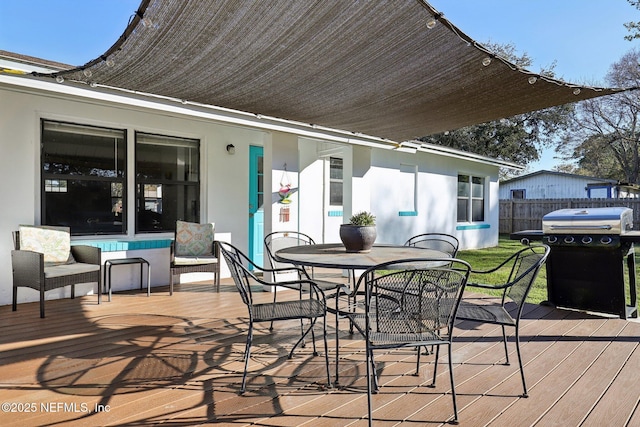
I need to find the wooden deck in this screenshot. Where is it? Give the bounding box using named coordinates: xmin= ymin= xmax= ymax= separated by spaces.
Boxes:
xmin=1 ymin=278 xmax=639 ymax=427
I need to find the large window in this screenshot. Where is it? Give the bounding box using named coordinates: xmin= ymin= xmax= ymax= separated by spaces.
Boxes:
xmin=41 ymin=120 xmax=126 ymax=235
xmin=135 ymin=132 xmax=200 ymax=232
xmin=457 ymin=174 xmax=485 ymax=222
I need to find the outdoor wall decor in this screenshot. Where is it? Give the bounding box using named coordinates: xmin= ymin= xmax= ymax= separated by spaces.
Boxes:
xmin=278 ymin=166 xmax=292 ymax=204
xmin=279 ymin=206 xmax=290 ymax=222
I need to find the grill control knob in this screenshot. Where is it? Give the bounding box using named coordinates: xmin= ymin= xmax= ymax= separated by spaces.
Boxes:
xmin=564 ymin=236 xmax=575 ymax=244
xmin=581 ymin=236 xmax=592 ymax=244
xmin=547 ymin=236 xmax=558 ymax=244
xmin=600 ymin=236 xmax=612 ymax=245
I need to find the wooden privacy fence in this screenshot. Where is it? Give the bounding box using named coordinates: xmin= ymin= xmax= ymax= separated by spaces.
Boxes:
xmin=499 ymin=198 xmax=640 ymax=234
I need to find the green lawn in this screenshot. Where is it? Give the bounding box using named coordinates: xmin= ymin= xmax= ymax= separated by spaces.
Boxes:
xmin=455 ymin=236 xmax=548 ymax=304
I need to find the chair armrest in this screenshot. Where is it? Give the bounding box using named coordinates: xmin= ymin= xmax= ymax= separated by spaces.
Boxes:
xmin=466 ymin=281 xmax=512 ymax=290
xmin=257 ymin=276 xmax=327 ymax=301
xmin=11 ymin=250 xmax=44 ymax=287
xmin=71 ymin=245 xmax=101 ymax=265
xmin=259 ymin=264 xmax=309 ymax=277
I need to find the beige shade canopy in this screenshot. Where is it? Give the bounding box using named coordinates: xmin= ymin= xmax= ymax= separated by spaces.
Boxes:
xmin=48 ymin=0 xmax=634 ymax=143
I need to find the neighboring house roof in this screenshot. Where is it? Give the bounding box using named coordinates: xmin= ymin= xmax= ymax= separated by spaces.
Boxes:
xmin=0 ymin=50 xmax=72 ymax=73
xmin=501 ymin=170 xmax=617 ymax=185
xmin=16 ymin=0 xmax=632 ymax=144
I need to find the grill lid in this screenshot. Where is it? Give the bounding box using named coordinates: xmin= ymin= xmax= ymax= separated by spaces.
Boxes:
xmin=542 ymin=207 xmax=633 ymax=235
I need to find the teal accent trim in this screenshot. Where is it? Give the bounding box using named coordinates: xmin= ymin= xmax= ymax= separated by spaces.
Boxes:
xmin=72 ymin=239 xmax=173 ymax=252
xmin=328 ymin=210 xmax=343 ymax=217
xmin=398 ymin=211 xmax=418 ymax=216
xmin=456 ymin=224 xmax=490 ymax=230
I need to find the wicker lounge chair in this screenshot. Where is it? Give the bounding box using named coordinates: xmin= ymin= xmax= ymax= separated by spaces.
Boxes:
xmin=169 ymin=221 xmax=220 ymax=294
xmin=11 ymin=226 xmax=101 ymax=318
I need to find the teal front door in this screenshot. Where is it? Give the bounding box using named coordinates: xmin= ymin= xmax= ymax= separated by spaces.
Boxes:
xmin=249 ymin=146 xmax=264 ymax=268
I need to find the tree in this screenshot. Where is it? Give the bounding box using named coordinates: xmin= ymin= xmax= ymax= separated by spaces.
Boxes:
xmin=562 ymin=49 xmax=640 ymax=183
xmin=420 ymin=42 xmax=574 ymax=178
xmin=570 ymin=135 xmax=624 ymax=179
xmin=624 ymin=0 xmax=640 ymax=41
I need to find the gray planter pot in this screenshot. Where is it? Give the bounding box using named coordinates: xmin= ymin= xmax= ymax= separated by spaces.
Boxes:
xmin=339 ymin=224 xmax=377 ymax=253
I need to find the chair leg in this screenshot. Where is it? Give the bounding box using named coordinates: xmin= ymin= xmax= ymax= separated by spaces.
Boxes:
xmin=322 ymin=315 xmax=332 ymax=388
xmin=40 ymin=286 xmax=45 ymax=318
xmin=415 ymin=346 xmax=421 ymax=376
xmin=447 ymin=343 xmax=460 ymax=424
xmin=366 ymin=342 xmax=374 ymax=427
xmin=269 ymin=290 xmax=277 ymax=331
xmin=289 ymin=318 xmax=317 ymax=359
xmin=370 ymin=348 xmax=379 ymax=392
xmin=431 ymin=345 xmax=441 ymax=387
xmin=169 ymin=272 xmax=174 ymax=296
xmin=501 ymin=325 xmax=510 ymax=365
xmin=240 ymin=324 xmax=254 ymax=394
xmin=12 ymin=284 xmax=17 ymax=311
xmin=514 ymin=327 xmax=528 ymax=397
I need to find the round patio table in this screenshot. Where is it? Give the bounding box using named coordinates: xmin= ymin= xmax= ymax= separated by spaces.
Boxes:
xmin=275 ymin=243 xmax=452 ymax=385
xmin=273 ymin=243 xmax=448 ymax=270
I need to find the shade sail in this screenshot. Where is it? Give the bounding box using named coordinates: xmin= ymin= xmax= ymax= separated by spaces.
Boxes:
xmin=48 ymin=0 xmax=632 ymax=143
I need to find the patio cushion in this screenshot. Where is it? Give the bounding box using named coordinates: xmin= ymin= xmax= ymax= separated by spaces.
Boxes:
xmin=44 ymin=262 xmax=100 ymax=279
xmin=173 ymin=255 xmax=218 ymax=265
xmin=175 ymin=221 xmax=215 ymax=256
xmin=19 ymin=225 xmax=75 ymax=267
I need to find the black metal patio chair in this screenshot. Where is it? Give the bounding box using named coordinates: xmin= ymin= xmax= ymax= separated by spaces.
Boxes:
xmin=216 ymin=240 xmax=331 ymax=394
xmin=456 ymin=244 xmax=550 ymax=398
xmin=404 ymin=232 xmax=460 ymax=257
xmin=264 ymin=231 xmax=349 ymax=317
xmin=346 ymin=258 xmax=471 ymax=426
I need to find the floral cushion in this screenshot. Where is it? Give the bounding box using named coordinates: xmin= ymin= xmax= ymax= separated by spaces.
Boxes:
xmin=19 ymin=225 xmax=75 ymax=266
xmin=174 ymin=221 xmax=215 ymax=256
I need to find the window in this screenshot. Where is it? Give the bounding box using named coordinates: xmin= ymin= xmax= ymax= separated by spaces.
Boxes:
xmin=135 ymin=132 xmax=200 ymax=232
xmin=457 ymin=174 xmax=485 ymax=222
xmin=398 ymin=163 xmax=417 ymax=214
xmin=329 ymin=157 xmax=343 ymax=206
xmin=41 ymin=120 xmax=126 ymax=235
xmin=511 ymin=189 xmax=526 ymax=199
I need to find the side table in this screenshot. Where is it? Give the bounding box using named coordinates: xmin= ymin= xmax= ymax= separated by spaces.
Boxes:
xmin=103 ymin=257 xmax=151 ymax=301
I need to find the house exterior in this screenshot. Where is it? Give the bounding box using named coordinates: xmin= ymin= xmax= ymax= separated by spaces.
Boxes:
xmin=0 ymin=52 xmax=516 ymax=308
xmin=499 ymin=170 xmax=640 ymax=200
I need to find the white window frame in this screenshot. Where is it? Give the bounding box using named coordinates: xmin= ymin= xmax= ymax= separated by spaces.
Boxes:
xmin=457 ymin=173 xmax=486 ymax=223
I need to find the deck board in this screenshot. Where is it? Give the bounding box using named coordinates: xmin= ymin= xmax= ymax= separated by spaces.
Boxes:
xmin=1 ymin=279 xmax=639 ymax=426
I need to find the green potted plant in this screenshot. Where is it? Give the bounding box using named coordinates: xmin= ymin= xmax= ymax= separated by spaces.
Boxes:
xmin=339 ymin=211 xmax=377 ymax=253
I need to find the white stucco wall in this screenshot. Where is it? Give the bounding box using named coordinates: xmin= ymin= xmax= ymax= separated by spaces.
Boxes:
xmin=0 ymin=83 xmax=263 ymax=307
xmin=0 ymin=76 xmax=501 ymax=309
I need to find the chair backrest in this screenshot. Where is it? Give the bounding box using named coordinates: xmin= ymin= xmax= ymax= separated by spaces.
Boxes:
xmin=404 ymin=233 xmax=460 ymax=257
xmin=264 ymin=231 xmax=314 ymax=271
xmin=217 ymin=241 xmax=256 ymax=308
xmin=174 ymin=221 xmax=215 ymax=256
xmin=358 ymin=258 xmax=471 ymax=339
xmin=504 ymin=245 xmax=550 ymax=310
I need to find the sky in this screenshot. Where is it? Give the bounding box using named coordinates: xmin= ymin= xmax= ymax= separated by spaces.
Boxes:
xmin=1 ymin=0 xmax=638 ymax=170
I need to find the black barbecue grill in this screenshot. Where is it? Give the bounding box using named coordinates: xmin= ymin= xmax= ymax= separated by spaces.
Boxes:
xmin=512 ymin=207 xmax=638 ymax=319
